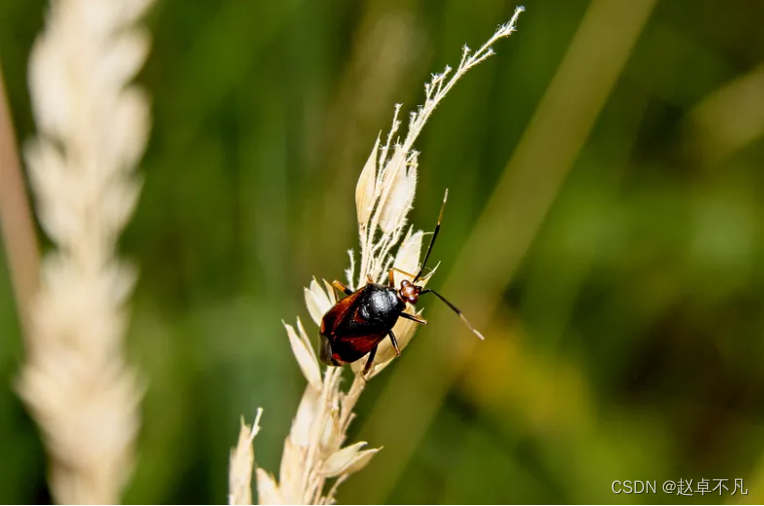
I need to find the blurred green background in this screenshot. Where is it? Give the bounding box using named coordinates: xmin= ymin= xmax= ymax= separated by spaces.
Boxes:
xmin=2 ymin=0 xmax=764 ymax=503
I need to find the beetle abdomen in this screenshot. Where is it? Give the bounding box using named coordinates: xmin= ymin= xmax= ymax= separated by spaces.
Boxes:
xmin=321 ymin=330 xmax=387 ymax=365
xmin=318 ymin=283 xmax=405 ymax=366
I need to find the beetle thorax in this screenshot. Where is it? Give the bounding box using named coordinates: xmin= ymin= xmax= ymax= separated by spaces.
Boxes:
xmin=399 ymin=279 xmax=422 ymax=305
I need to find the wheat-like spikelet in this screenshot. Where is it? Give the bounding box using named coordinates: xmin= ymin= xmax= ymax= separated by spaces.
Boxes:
xmin=17 ymin=0 xmax=154 ymax=503
xmin=229 ymin=7 xmax=524 ymax=505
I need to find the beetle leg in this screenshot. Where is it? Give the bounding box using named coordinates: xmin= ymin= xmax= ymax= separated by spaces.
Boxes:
xmin=332 ymin=280 xmax=354 ymax=298
xmin=388 ymin=329 xmax=401 ymax=356
xmin=388 ymin=268 xmax=395 ymax=287
xmin=399 ymin=312 xmax=427 ymax=325
xmin=362 ymin=345 xmax=378 ymax=377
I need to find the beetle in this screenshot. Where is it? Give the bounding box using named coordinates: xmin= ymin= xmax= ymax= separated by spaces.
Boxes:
xmin=319 ymin=191 xmax=483 ymax=376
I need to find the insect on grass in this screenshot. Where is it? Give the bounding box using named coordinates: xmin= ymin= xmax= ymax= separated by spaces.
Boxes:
xmin=229 ymin=7 xmax=525 ymax=504
xmin=319 ymin=189 xmax=484 ymax=377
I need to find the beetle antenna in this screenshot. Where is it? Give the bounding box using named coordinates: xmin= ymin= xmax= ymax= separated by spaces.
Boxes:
xmin=420 ymin=288 xmax=484 ymax=340
xmin=413 ymin=189 xmax=448 ymax=283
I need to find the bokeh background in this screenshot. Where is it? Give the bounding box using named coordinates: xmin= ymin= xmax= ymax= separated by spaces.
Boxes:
xmin=2 ymin=0 xmax=764 ymax=503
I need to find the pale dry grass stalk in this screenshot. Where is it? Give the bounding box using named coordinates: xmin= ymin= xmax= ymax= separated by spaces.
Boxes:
xmin=229 ymin=7 xmax=524 ymax=505
xmin=357 ymin=0 xmax=657 ymax=500
xmin=17 ymin=0 xmax=154 ymax=503
xmin=0 ymin=68 xmax=41 ymax=337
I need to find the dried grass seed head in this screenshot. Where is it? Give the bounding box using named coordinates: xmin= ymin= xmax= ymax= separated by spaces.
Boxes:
xmin=19 ymin=0 xmax=155 ymax=503
xmin=229 ymin=7 xmax=525 ymax=504
xmin=355 ymin=136 xmax=379 ymax=228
